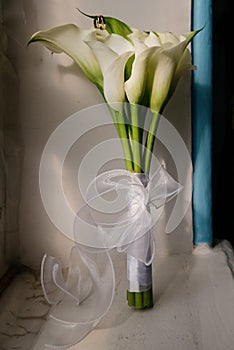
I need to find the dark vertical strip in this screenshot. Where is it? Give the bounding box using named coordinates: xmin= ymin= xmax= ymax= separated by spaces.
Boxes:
xmin=191 ymin=0 xmax=213 ymax=245
xmin=212 ymin=1 xmax=233 ymax=246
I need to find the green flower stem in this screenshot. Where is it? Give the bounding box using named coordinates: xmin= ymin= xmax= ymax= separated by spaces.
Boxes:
xmin=130 ymin=104 xmax=142 ymax=173
xmin=134 ymin=292 xmax=143 ymax=308
xmin=118 ymin=121 xmax=133 ymax=171
xmin=144 ymin=111 xmax=160 ymax=174
xmin=127 ymin=291 xmax=135 ymax=306
xmin=108 ymin=106 xmax=133 ymax=171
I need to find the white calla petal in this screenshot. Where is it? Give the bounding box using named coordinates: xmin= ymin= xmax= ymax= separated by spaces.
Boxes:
xmin=86 ymin=36 xmax=134 ymax=109
xmin=104 ymin=51 xmax=134 ymax=109
xmin=169 ymin=48 xmax=194 ymax=95
xmin=155 ymin=31 xmax=180 ymax=45
xmin=150 ymin=52 xmax=175 ymax=112
xmin=144 ymin=32 xmax=161 ymax=47
xmin=125 ymin=46 xmax=159 ymax=104
xmin=104 ymin=34 xmax=133 ymax=55
xmin=86 ymin=40 xmax=117 ymax=74
xmin=128 ymin=30 xmax=149 ymax=44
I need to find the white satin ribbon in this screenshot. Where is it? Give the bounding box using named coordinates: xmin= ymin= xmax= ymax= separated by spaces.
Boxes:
xmin=35 ymin=167 xmax=182 ymax=349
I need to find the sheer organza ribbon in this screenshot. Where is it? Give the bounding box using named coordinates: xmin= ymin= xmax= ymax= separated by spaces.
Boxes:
xmin=33 ymin=167 xmax=182 ymax=349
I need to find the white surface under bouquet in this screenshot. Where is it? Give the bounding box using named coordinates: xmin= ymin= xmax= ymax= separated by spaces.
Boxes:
xmin=28 ymin=9 xmax=201 ymax=311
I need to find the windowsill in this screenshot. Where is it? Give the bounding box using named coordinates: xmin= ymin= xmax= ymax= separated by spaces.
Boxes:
xmin=0 ymin=240 xmax=234 ymax=350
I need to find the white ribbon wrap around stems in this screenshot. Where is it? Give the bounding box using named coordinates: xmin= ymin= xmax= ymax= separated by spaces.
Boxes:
xmin=36 ymin=167 xmax=182 ymax=349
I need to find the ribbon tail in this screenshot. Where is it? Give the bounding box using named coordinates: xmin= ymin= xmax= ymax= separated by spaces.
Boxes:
xmin=32 ymin=318 xmax=95 ymax=350
xmin=34 ymin=245 xmax=115 ymax=349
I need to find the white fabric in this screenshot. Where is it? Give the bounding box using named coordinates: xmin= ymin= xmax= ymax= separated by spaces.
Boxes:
xmin=36 ymin=167 xmax=182 ymax=349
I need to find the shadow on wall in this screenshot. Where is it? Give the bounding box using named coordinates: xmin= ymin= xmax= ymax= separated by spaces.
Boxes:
xmin=0 ymin=9 xmax=23 ymax=276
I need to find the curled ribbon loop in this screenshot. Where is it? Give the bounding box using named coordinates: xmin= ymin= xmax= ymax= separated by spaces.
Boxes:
xmin=34 ymin=245 xmax=115 ymax=349
xmin=36 ymin=167 xmax=182 ymax=349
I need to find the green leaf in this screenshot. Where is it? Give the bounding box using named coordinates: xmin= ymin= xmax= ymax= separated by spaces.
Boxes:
xmin=124 ymin=53 xmax=135 ymax=81
xmin=104 ymin=16 xmax=133 ymax=38
xmin=77 ymin=9 xmax=132 ymax=39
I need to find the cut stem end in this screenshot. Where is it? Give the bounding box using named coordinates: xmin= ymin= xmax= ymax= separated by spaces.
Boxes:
xmin=127 ymin=289 xmax=153 ymax=309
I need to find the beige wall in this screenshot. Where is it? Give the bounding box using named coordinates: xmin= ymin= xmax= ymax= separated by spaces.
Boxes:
xmin=2 ymin=0 xmax=193 ymax=269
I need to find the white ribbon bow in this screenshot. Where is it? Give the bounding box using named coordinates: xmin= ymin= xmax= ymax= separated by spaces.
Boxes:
xmin=34 ymin=167 xmax=182 ymax=349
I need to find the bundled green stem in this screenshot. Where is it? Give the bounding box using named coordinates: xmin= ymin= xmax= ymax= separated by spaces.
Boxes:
xmin=108 ymin=104 xmax=157 ymax=309
xmin=127 ymin=289 xmax=153 ymax=309
xmin=116 ymin=104 xmax=159 ymax=309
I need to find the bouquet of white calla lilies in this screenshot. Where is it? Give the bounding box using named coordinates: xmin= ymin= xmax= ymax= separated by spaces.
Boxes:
xmin=28 ymin=13 xmax=200 ymax=113
xmin=28 ymin=10 xmax=202 ymax=309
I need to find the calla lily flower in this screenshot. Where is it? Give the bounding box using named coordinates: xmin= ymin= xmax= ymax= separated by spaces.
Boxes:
xmin=149 ymin=30 xmax=200 ymax=113
xmin=86 ymin=34 xmax=134 ymax=110
xmin=28 ymin=18 xmax=201 ymax=114
xmin=125 ymin=29 xmax=201 ymax=113
xmin=28 ymin=24 xmax=135 ymax=110
xmin=28 ymin=24 xmax=105 ymax=93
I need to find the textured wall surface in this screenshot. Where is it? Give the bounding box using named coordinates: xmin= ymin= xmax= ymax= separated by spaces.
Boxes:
xmin=0 ymin=1 xmax=21 ymax=277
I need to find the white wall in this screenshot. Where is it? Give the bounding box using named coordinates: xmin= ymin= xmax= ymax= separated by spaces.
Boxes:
xmin=3 ymin=0 xmax=193 ymax=269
